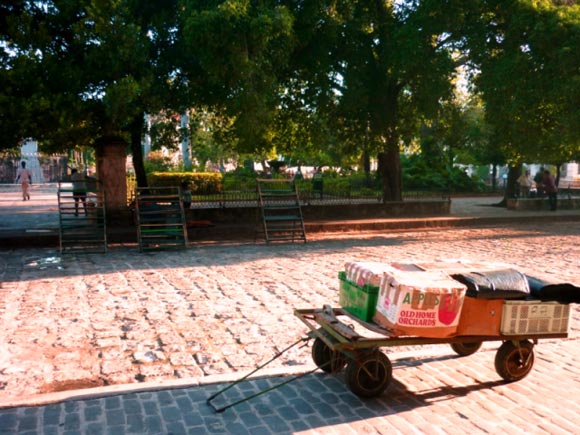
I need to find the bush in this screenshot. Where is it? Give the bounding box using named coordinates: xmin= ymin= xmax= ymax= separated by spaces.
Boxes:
xmin=401 ymin=155 xmax=486 ymax=192
xmin=144 ymin=152 xmax=174 ymax=172
xmin=148 ymin=172 xmax=223 ymax=194
xmin=222 ymin=172 xmax=258 ymax=191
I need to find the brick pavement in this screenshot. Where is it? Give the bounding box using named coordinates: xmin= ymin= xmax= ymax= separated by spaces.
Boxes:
xmin=2 ymin=222 xmax=579 ymax=402
xmin=1 ymin=190 xmax=580 ymax=433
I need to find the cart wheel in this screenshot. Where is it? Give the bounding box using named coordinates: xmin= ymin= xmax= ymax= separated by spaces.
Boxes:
xmin=495 ymin=340 xmax=535 ymax=382
xmin=344 ymin=351 xmax=392 ymax=398
xmin=312 ymin=337 xmax=346 ymax=373
xmin=450 ymin=341 xmax=482 ymax=357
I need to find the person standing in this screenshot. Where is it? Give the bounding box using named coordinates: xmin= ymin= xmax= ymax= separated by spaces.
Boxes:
xmin=534 ymin=167 xmax=545 ymax=197
xmin=542 ymin=169 xmax=558 ymax=211
xmin=516 ymin=170 xmax=533 ymax=198
xmin=180 ymin=181 xmax=192 ymax=210
xmin=15 ymin=161 xmax=33 ymax=201
xmin=71 ymin=168 xmax=88 ymax=216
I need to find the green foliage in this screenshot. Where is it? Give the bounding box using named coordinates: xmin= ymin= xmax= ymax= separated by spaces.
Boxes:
xmin=0 ymin=0 xmax=179 ymax=151
xmin=147 ymin=172 xmax=223 ymax=194
xmin=179 ymin=1 xmax=296 ymax=153
xmin=189 ymin=109 xmax=239 ymax=171
xmin=149 ymin=114 xmax=181 ymax=153
xmin=347 ymin=171 xmax=381 ymax=190
xmin=474 ymin=165 xmax=491 ymax=181
xmin=2 ymin=0 xmax=579 ymax=206
xmin=470 ymin=0 xmax=580 ymax=165
xmin=143 ymin=152 xmax=174 ymax=173
xmin=293 ymin=170 xmax=380 ymax=197
xmin=222 ymin=171 xmax=257 ymax=191
xmin=401 ymin=154 xmax=485 ymax=192
xmin=319 ymin=177 xmax=351 ymax=196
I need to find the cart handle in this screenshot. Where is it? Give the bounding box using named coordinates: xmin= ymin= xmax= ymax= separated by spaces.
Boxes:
xmin=207 ymin=336 xmax=311 ymax=413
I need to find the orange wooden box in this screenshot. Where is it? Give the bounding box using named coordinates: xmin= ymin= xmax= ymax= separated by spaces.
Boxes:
xmin=456 ymin=297 xmax=504 ymax=336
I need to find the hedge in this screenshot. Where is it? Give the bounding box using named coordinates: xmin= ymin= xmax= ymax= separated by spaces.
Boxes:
xmin=147 ymin=172 xmax=223 ymax=194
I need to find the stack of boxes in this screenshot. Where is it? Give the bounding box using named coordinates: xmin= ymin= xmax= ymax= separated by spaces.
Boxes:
xmin=338 ymin=260 xmax=571 ymax=338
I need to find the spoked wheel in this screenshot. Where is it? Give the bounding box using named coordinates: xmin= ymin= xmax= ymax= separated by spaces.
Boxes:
xmin=495 ymin=340 xmax=535 ymax=382
xmin=344 ymin=351 xmax=392 ymax=398
xmin=312 ymin=337 xmax=347 ymax=373
xmin=450 ymin=341 xmax=483 ymax=357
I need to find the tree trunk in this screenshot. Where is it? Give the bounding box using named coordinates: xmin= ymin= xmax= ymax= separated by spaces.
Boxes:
xmin=130 ymin=115 xmax=148 ymax=188
xmin=362 ymin=150 xmax=371 ymax=174
xmin=94 ymin=137 xmax=128 ymax=216
xmin=491 ymin=164 xmax=498 ymax=191
xmin=362 ymin=150 xmax=372 ymax=188
xmin=181 ymin=112 xmax=192 ymax=170
xmin=498 ymin=165 xmax=521 ymax=207
xmin=377 ymin=149 xmax=402 ymax=202
xmin=506 ymin=165 xmax=520 ymax=200
xmin=372 ymin=85 xmax=402 ymax=202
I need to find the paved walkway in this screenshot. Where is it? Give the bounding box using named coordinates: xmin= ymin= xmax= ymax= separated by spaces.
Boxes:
xmin=1 ymin=184 xmax=580 ymax=434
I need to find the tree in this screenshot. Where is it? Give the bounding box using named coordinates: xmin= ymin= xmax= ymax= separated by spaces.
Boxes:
xmin=4 ymin=0 xmax=578 ymax=212
xmin=0 ymin=1 xmax=182 ymax=212
xmin=178 ymin=2 xmax=396 ymax=176
xmin=188 ymin=108 xmax=239 ymax=171
xmin=430 ymin=94 xmax=508 ymax=190
xmin=285 ymin=1 xmax=465 ymax=201
xmin=178 ymin=1 xmax=296 ymax=155
xmin=468 ymin=0 xmax=580 ymax=200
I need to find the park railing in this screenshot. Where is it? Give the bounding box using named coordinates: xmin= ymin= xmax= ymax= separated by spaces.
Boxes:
xmin=189 ymin=184 xmax=450 ymax=209
xmin=126 ymin=175 xmax=452 ymax=209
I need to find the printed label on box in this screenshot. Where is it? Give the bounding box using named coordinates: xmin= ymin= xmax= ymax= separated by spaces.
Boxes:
xmin=374 ymin=270 xmax=466 ymax=337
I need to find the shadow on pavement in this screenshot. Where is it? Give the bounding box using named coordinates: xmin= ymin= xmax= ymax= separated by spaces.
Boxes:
xmin=1 ymin=218 xmax=578 ymax=284
xmin=0 ymin=368 xmax=505 ymax=434
xmin=1 ymin=312 xmax=578 ymax=434
xmin=170 ymin=365 xmax=507 ymax=434
xmin=0 ymin=237 xmax=410 ymax=283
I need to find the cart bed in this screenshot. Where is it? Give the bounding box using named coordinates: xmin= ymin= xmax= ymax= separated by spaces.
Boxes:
xmin=294 ymin=305 xmax=568 ymax=352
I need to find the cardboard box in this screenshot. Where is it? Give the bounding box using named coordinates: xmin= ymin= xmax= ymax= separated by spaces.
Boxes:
xmin=344 ymin=261 xmax=396 ymax=287
xmin=412 ymin=260 xmax=512 ymax=274
xmin=501 ymin=301 xmax=570 ymax=335
xmin=373 ymin=267 xmax=467 ymax=338
xmin=456 ymin=297 xmax=503 ymax=336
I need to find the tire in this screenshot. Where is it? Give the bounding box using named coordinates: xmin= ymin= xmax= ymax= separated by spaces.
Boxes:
xmin=311 ymin=337 xmax=346 ymax=373
xmin=450 ymin=341 xmax=482 ymax=357
xmin=344 ymin=351 xmax=392 ymax=398
xmin=494 ymin=340 xmax=535 ymax=382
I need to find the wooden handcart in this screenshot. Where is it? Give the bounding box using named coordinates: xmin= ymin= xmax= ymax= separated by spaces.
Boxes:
xmin=208 ymin=302 xmax=569 ymax=412
xmin=294 ymin=305 xmax=568 ymax=398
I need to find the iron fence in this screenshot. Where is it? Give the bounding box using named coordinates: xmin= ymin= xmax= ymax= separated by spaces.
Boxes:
xmin=126 ymin=176 xmax=453 ymax=209
xmin=188 ymin=186 xmax=450 ymax=209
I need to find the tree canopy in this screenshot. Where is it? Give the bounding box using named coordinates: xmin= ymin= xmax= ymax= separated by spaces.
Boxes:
xmin=1 ymin=0 xmax=579 ymax=204
xmin=469 ymin=0 xmax=580 ymax=166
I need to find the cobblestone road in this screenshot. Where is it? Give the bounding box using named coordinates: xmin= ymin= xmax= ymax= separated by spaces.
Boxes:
xmin=1 ymin=221 xmax=579 ymax=408
xmin=1 ymin=337 xmax=579 ymax=434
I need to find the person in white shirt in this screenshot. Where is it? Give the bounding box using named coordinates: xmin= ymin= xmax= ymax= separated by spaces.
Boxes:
xmin=516 ymin=170 xmax=533 ymax=198
xmin=15 ymin=161 xmax=33 ymax=201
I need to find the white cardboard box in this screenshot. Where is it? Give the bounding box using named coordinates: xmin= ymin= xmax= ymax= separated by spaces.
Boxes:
xmin=344 ymin=261 xmax=398 ymax=287
xmin=501 ymin=301 xmax=570 ymax=335
xmin=374 ymin=266 xmax=467 ymax=338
